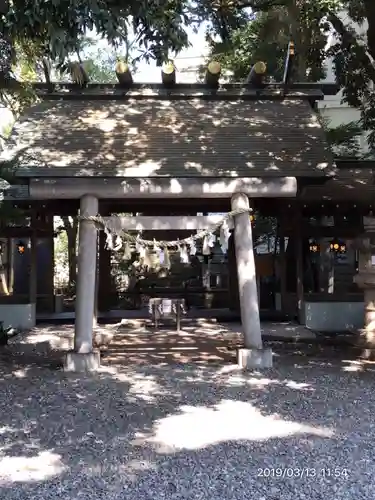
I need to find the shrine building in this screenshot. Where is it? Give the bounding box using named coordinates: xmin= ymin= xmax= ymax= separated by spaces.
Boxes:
xmin=1 ymin=55 xmax=375 ymax=370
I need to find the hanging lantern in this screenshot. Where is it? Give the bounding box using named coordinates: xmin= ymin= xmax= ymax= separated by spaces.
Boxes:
xmin=309 ymin=240 xmax=319 ymax=253
xmin=17 ymin=241 xmax=26 ymax=254
xmin=330 ymin=239 xmax=346 ymax=254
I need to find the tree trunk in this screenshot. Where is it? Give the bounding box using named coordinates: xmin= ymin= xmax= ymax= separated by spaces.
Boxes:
xmin=41 ymin=58 xmax=51 ymax=83
xmin=289 ymin=0 xmax=307 ymax=81
xmin=364 ymin=0 xmax=375 ymax=63
xmin=62 ymin=216 xmax=78 ymax=287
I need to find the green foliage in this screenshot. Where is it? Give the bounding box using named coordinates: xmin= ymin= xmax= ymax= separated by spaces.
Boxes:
xmin=326 ymin=5 xmax=375 ymax=151
xmin=82 ymin=58 xmax=117 ymax=83
xmin=1 ymin=0 xmax=191 ymax=69
xmin=319 ymin=115 xmax=364 ymax=158
xmin=207 ymin=13 xmax=289 ymax=81
xmin=202 ymin=0 xmax=375 ymax=155
xmin=54 ymin=227 xmax=68 ymax=266
xmin=0 ymin=84 xmax=38 ymax=117
xmin=206 ymin=1 xmax=343 ymax=82
xmin=79 ymin=43 xmax=133 ymax=83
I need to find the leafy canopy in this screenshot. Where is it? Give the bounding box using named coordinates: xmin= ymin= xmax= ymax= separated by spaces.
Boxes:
xmin=1 ymin=0 xmax=194 ymax=67
xmin=2 ymin=0 xmax=375 ymax=152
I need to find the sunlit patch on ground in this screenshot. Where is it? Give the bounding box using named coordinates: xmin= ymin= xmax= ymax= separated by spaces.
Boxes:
xmin=0 ymin=324 xmax=373 ymax=499
xmin=139 ymin=400 xmax=334 ymax=451
xmin=0 ymin=451 xmax=65 ymax=483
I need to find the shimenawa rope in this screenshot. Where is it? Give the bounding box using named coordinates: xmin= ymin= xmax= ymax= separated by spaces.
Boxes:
xmin=78 ymin=207 xmax=252 ymax=248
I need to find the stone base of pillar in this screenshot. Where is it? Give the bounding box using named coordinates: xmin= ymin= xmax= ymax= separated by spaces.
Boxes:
xmin=356 ymin=328 xmax=375 ymax=360
xmin=237 ymin=347 xmax=273 ymax=369
xmin=64 ymin=350 xmax=101 ymax=372
xmin=357 ymin=328 xmax=375 ymax=347
xmin=361 ymin=348 xmax=375 ymax=360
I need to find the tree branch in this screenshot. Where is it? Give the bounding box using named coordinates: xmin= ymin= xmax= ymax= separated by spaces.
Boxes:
xmin=328 ymin=12 xmax=375 ymax=83
xmin=41 ymin=58 xmax=51 ymax=84
xmin=234 ymin=0 xmax=285 ymax=10
xmin=364 ymin=0 xmax=375 ymax=61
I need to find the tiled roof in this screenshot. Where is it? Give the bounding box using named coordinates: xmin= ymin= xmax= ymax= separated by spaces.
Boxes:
xmin=302 ymin=168 xmax=375 ymax=201
xmin=6 ymin=98 xmax=335 ymax=178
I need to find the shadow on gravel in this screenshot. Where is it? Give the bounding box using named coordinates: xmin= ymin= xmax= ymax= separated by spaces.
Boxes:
xmin=0 ymin=329 xmax=373 ymax=499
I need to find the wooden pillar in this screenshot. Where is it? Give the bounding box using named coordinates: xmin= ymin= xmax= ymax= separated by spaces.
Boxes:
xmin=98 ymin=229 xmax=112 ymax=312
xmin=228 ymin=231 xmax=240 ymax=311
xmin=45 ymin=213 xmax=55 ymax=312
xmin=279 ymin=215 xmax=287 ymax=314
xmin=29 ymin=214 xmax=38 ymax=305
xmin=231 ymin=193 xmax=262 ymax=349
xmin=7 ymin=237 xmax=14 ymax=294
xmin=295 ymin=206 xmax=304 ymax=323
xmin=74 ymin=195 xmax=98 ymax=353
xmin=93 ymin=233 xmax=99 ymax=327
xmin=93 ymin=252 xmax=98 ymax=328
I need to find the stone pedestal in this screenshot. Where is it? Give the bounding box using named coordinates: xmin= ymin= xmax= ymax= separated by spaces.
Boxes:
xmin=237 ymin=348 xmax=273 ymax=369
xmin=64 ymin=350 xmax=101 ymax=372
xmin=359 ymin=288 xmax=375 ymax=359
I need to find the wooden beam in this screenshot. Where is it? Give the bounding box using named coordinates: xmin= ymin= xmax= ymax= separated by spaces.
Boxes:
xmin=98 ymin=229 xmax=112 ymax=312
xmin=30 ymin=177 xmax=298 ymax=200
xmin=28 ymin=81 xmax=339 ymax=95
xmin=301 ymin=226 xmax=361 ymax=238
xmin=0 ymin=228 xmax=53 ymax=237
xmin=36 ymin=90 xmax=325 ymax=101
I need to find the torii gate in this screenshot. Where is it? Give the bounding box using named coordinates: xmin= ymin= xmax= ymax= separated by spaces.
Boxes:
xmin=30 ymin=176 xmax=298 ymax=371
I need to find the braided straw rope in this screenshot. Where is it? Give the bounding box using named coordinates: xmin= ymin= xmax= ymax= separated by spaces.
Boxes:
xmin=78 ymin=207 xmax=252 ymax=248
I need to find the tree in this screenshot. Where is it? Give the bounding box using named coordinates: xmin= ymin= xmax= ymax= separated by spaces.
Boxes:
xmin=206 ymin=8 xmax=331 ymax=82
xmin=326 ymin=2 xmax=375 ymax=150
xmin=320 ymin=118 xmax=364 ymax=158
xmin=0 ymin=0 xmax=192 ymax=81
xmin=208 ymin=1 xmax=343 ymax=81
xmin=0 ymin=1 xmax=373 ymax=88
xmin=55 ymin=216 xmax=79 ymax=290
xmin=0 ymin=34 xmax=132 ymax=287
xmin=202 ymin=0 xmax=375 ymax=153
xmin=203 ymin=1 xmax=370 ymax=156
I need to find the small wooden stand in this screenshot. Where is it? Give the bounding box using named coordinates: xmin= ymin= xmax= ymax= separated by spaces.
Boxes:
xmin=148 ymin=298 xmax=185 ymax=331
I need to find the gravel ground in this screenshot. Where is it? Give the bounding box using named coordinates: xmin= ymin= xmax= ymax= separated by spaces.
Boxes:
xmin=0 ymin=326 xmax=374 ymax=499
